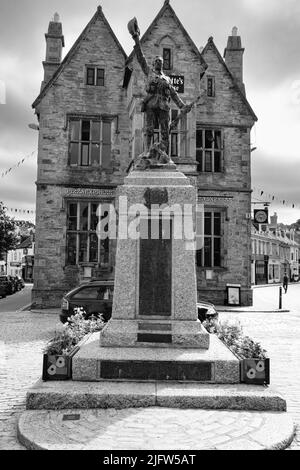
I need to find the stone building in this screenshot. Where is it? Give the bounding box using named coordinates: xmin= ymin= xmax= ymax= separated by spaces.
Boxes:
xmin=251 ymin=213 xmax=300 ymax=285
xmin=32 ymin=1 xmax=257 ymax=308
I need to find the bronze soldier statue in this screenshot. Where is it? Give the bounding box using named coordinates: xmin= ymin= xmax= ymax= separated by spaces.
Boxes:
xmin=128 ymin=17 xmax=197 ymax=169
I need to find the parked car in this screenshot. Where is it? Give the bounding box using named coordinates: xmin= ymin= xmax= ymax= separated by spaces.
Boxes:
xmin=0 ymin=281 xmax=7 ymax=298
xmin=15 ymin=276 xmax=25 ymax=290
xmin=60 ymin=280 xmax=114 ymax=324
xmin=0 ymin=275 xmax=16 ymax=295
xmin=197 ymin=301 xmax=219 ymax=323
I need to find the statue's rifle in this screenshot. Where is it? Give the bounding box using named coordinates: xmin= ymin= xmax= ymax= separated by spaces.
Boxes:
xmin=169 ymin=94 xmax=202 ymax=133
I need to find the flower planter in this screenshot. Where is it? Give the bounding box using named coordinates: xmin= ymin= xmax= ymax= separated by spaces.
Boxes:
xmin=42 ymin=346 xmax=79 ymax=381
xmin=240 ymin=358 xmax=270 ymax=385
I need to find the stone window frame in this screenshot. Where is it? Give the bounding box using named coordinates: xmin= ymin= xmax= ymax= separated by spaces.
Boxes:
xmin=196 ymin=126 xmax=224 ymax=173
xmin=196 ymin=208 xmax=225 ymax=268
xmin=67 ymin=115 xmax=113 ymax=169
xmin=85 ymin=66 xmax=105 ymax=86
xmin=65 ymin=199 xmax=111 ymax=266
xmin=207 ymin=75 xmax=215 ymax=97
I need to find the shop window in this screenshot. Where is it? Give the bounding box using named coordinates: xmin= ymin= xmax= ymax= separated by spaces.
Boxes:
xmin=86 ymin=67 xmax=105 ymax=86
xmin=196 ymin=128 xmax=223 ymax=173
xmin=196 ymin=211 xmax=222 ymax=268
xmin=66 ymin=201 xmax=110 ymax=266
xmin=69 ymin=118 xmax=112 ymax=168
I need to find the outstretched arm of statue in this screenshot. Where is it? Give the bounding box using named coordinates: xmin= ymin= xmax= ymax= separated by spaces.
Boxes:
xmin=169 ymin=86 xmax=185 ymax=109
xmin=128 ymin=17 xmax=149 ymax=76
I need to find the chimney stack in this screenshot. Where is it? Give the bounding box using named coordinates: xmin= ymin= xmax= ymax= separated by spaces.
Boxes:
xmin=41 ymin=13 xmax=65 ymax=90
xmin=224 ymin=26 xmax=245 ymax=94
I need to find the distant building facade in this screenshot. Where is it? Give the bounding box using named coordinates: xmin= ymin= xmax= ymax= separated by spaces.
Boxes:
xmin=32 ymin=1 xmax=257 ymax=308
xmin=7 ymin=236 xmax=35 ymax=282
xmin=251 ymin=213 xmax=300 ymax=285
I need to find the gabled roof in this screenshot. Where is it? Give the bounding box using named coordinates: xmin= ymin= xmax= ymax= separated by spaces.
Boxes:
xmin=32 ymin=6 xmax=127 ymax=109
xmin=126 ymin=0 xmax=207 ymax=71
xmin=17 ymin=236 xmax=33 ymax=250
xmin=202 ymin=37 xmax=257 ymax=122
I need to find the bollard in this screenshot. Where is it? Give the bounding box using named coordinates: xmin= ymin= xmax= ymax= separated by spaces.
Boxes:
xmin=279 ymin=286 xmax=282 ymax=310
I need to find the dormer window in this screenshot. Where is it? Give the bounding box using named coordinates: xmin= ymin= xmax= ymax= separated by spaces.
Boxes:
xmin=163 ymin=48 xmax=171 ymax=70
xmin=86 ymin=67 xmax=105 ymax=86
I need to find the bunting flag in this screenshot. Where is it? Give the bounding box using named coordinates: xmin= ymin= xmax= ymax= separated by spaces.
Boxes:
xmin=1 ymin=150 xmax=37 ymax=179
xmin=252 ymin=186 xmax=300 ymax=210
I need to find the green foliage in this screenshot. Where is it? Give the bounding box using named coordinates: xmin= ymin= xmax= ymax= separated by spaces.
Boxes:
xmin=203 ymin=318 xmax=268 ymax=360
xmin=0 ymin=202 xmax=19 ymax=255
xmin=43 ymin=310 xmax=105 ymax=355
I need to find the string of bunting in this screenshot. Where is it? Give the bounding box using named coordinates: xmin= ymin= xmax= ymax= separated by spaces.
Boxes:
xmin=252 ymin=186 xmax=300 ymax=210
xmin=0 ymin=149 xmax=37 ymax=179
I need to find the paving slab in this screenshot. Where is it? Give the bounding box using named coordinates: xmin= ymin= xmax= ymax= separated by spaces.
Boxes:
xmin=17 ymin=407 xmax=295 ymax=450
xmin=26 ymin=379 xmax=287 ymax=411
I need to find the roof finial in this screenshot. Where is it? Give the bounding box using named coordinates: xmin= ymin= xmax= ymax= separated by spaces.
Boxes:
xmin=53 ymin=12 xmax=60 ymax=22
xmin=164 ymin=0 xmax=170 ymax=5
xmin=232 ymin=26 xmax=238 ymax=36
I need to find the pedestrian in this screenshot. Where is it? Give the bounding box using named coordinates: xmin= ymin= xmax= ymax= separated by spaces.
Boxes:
xmin=283 ymin=274 xmax=289 ymax=293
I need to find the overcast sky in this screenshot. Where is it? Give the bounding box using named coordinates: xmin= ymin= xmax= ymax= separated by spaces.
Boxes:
xmin=0 ymin=0 xmax=300 ymax=224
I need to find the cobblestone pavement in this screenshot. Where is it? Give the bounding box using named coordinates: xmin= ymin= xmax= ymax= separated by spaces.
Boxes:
xmin=0 ymin=286 xmax=300 ymax=450
xmin=219 ymin=308 xmax=300 ymax=450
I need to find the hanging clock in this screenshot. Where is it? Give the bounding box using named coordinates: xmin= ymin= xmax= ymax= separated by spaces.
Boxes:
xmin=254 ymin=209 xmax=268 ymax=224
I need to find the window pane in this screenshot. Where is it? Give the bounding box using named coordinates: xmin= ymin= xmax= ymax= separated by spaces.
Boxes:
xmin=163 ymin=48 xmax=171 ymax=70
xmin=68 ymin=203 xmax=78 ymax=230
xmin=69 ymin=143 xmax=79 ymax=166
xmin=91 ymin=144 xmax=100 ymax=166
xmin=205 ymin=130 xmax=214 ymax=149
xmin=204 ymin=151 xmax=212 ymax=171
xmin=196 ymin=130 xmax=203 ymax=148
xmin=100 ymin=238 xmax=109 ymax=265
xmin=89 ymin=233 xmax=98 ymax=263
xmin=214 ymin=152 xmax=221 ymax=172
xmin=103 ymin=121 xmax=111 ymax=144
xmin=215 ymin=131 xmax=221 ymax=149
xmin=90 ymin=203 xmax=99 ymax=231
xmin=214 ymin=237 xmax=221 ymax=267
xmin=102 ymin=122 xmax=111 ymax=169
xmin=81 ymin=120 xmax=90 ymax=141
xmin=171 ymin=109 xmax=178 ymax=127
xmin=204 ymin=238 xmax=212 ymax=267
xmin=79 ymin=233 xmax=88 ymax=263
xmin=96 ymin=68 xmax=105 ymax=86
xmin=204 ymin=213 xmax=212 ymax=235
xmin=91 ymin=121 xmax=100 ymax=141
xmin=66 ymin=233 xmax=77 ymax=265
xmin=81 ymin=143 xmax=89 ymax=166
xmin=153 ymin=132 xmax=159 ymax=143
xmin=196 ymin=150 xmax=202 ymax=172
xmin=80 ymin=203 xmax=89 ymax=231
xmin=214 ymin=213 xmax=221 ymax=236
xmin=70 ymin=120 xmax=80 ymax=141
xmin=171 ymin=133 xmax=178 ymax=157
xmin=87 ymin=67 xmax=95 ymax=85
xmin=196 ymin=249 xmax=202 ymax=267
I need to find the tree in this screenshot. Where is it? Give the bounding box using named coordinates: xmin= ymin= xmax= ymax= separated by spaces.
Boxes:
xmin=0 ymin=203 xmax=19 ymax=260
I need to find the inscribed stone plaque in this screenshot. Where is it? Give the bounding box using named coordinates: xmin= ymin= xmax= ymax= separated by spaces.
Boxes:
xmin=139 ymin=217 xmax=172 ymax=316
xmin=100 ymin=361 xmax=212 ymax=381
